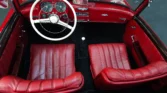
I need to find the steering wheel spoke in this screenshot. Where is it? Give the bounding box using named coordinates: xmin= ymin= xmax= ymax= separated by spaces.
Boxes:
xmin=57 ymin=20 xmax=72 ymax=29
xmin=33 ymin=18 xmax=51 ymax=23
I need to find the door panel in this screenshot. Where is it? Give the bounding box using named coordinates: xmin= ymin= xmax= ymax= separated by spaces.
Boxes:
xmin=124 ymin=20 xmax=165 ymax=67
xmin=0 ymin=14 xmax=27 ymax=77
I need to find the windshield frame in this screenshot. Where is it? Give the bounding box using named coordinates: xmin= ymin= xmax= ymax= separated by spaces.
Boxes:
xmin=17 ymin=0 xmax=132 ymax=9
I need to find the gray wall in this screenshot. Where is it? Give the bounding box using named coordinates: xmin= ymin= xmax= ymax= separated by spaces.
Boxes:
xmin=0 ymin=8 xmax=9 ymax=25
xmin=141 ymin=0 xmax=167 ymax=45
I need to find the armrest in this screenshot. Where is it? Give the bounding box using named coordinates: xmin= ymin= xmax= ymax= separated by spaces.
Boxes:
xmin=0 ymin=72 xmax=84 ymax=93
xmin=94 ymin=61 xmax=167 ymax=89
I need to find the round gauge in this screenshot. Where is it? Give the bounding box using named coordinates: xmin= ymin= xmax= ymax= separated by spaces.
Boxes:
xmin=55 ymin=2 xmax=66 ymax=12
xmin=41 ymin=2 xmax=53 ymax=13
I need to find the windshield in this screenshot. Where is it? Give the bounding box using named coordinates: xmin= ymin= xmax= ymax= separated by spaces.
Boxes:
xmin=72 ymin=0 xmax=145 ymax=10
xmin=18 ymin=0 xmax=144 ymax=10
xmin=73 ymin=0 xmax=128 ymax=6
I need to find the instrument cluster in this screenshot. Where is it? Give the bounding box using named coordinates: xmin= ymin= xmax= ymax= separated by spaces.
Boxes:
xmin=40 ymin=1 xmax=67 ymax=13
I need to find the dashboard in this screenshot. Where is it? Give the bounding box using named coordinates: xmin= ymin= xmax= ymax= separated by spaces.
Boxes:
xmin=20 ymin=0 xmax=135 ymax=23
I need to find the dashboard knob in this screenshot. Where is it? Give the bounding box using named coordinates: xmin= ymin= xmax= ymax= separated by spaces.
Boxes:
xmin=42 ymin=14 xmax=47 ymax=18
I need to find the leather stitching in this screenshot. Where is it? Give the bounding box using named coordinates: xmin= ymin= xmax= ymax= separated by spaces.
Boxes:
xmin=107 ymin=44 xmax=112 ymax=67
xmin=58 ymin=48 xmax=60 ymax=78
xmin=118 ymin=45 xmax=124 ymax=69
xmin=96 ymin=45 xmax=103 ymax=70
xmin=44 ymin=48 xmax=47 ymax=79
xmin=112 ymin=44 xmax=118 ymax=68
xmin=51 ymin=79 xmax=54 ymax=90
xmin=142 ymin=67 xmax=151 ymax=78
xmin=52 ymin=47 xmax=54 ymax=79
xmin=102 ymin=44 xmax=107 ymax=68
xmin=150 ymin=64 xmax=160 ymax=75
xmin=39 ymin=47 xmax=42 ymax=80
xmin=39 ymin=80 xmax=43 ymax=92
xmin=26 ymin=81 xmax=32 ymax=92
xmin=15 ymin=79 xmax=22 ymax=92
xmin=130 ymin=70 xmax=135 ymax=80
xmin=145 ymin=67 xmax=152 ymax=78
xmin=138 ymin=69 xmax=144 ymax=79
xmin=64 ymin=44 xmax=67 ymax=78
xmin=151 ymin=63 xmax=161 ymax=74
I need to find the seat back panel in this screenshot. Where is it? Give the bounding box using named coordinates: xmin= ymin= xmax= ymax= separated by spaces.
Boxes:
xmin=89 ymin=43 xmax=131 ymax=77
xmin=28 ymin=44 xmax=75 ymax=80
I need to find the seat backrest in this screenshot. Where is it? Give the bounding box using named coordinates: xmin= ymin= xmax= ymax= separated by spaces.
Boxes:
xmin=28 ymin=44 xmax=76 ymax=80
xmin=89 ymin=43 xmax=131 ymax=78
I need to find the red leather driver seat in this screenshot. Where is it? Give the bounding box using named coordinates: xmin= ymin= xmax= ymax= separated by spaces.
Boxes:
xmin=0 ymin=44 xmax=84 ymax=93
xmin=89 ymin=43 xmax=167 ymax=90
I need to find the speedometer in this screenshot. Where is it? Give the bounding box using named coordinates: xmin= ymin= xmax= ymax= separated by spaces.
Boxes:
xmin=41 ymin=2 xmax=53 ymax=13
xmin=55 ymin=2 xmax=66 ymax=13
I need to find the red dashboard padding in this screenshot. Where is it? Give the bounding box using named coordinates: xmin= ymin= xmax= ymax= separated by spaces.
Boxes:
xmin=89 ymin=43 xmax=131 ymax=78
xmin=0 ymin=72 xmax=83 ymax=93
xmin=89 ymin=44 xmax=167 ymax=90
xmin=28 ymin=44 xmax=76 ymax=80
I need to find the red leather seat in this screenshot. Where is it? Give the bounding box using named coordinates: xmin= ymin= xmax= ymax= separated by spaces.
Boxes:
xmin=89 ymin=43 xmax=167 ymax=90
xmin=0 ymin=44 xmax=84 ymax=93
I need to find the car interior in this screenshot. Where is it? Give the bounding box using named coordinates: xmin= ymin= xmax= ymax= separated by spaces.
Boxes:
xmin=0 ymin=0 xmax=167 ymax=93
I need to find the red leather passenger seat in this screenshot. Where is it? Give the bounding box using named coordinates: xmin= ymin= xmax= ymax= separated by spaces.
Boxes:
xmin=89 ymin=43 xmax=167 ymax=90
xmin=89 ymin=43 xmax=131 ymax=78
xmin=0 ymin=44 xmax=84 ymax=93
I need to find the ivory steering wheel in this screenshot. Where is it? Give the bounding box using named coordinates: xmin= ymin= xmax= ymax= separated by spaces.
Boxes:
xmin=30 ymin=0 xmax=77 ymax=41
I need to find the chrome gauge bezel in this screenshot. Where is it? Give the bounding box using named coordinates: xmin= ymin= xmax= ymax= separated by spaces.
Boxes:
xmin=40 ymin=2 xmax=53 ymax=13
xmin=55 ymin=1 xmax=67 ymax=13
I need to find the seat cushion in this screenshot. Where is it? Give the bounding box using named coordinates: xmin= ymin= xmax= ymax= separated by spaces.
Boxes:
xmin=28 ymin=44 xmax=75 ymax=80
xmin=89 ymin=43 xmax=131 ymax=78
xmin=0 ymin=72 xmax=84 ymax=93
xmin=94 ymin=61 xmax=167 ymax=90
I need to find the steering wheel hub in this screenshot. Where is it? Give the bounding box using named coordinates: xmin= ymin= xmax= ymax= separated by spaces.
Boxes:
xmin=49 ymin=15 xmax=59 ymax=24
